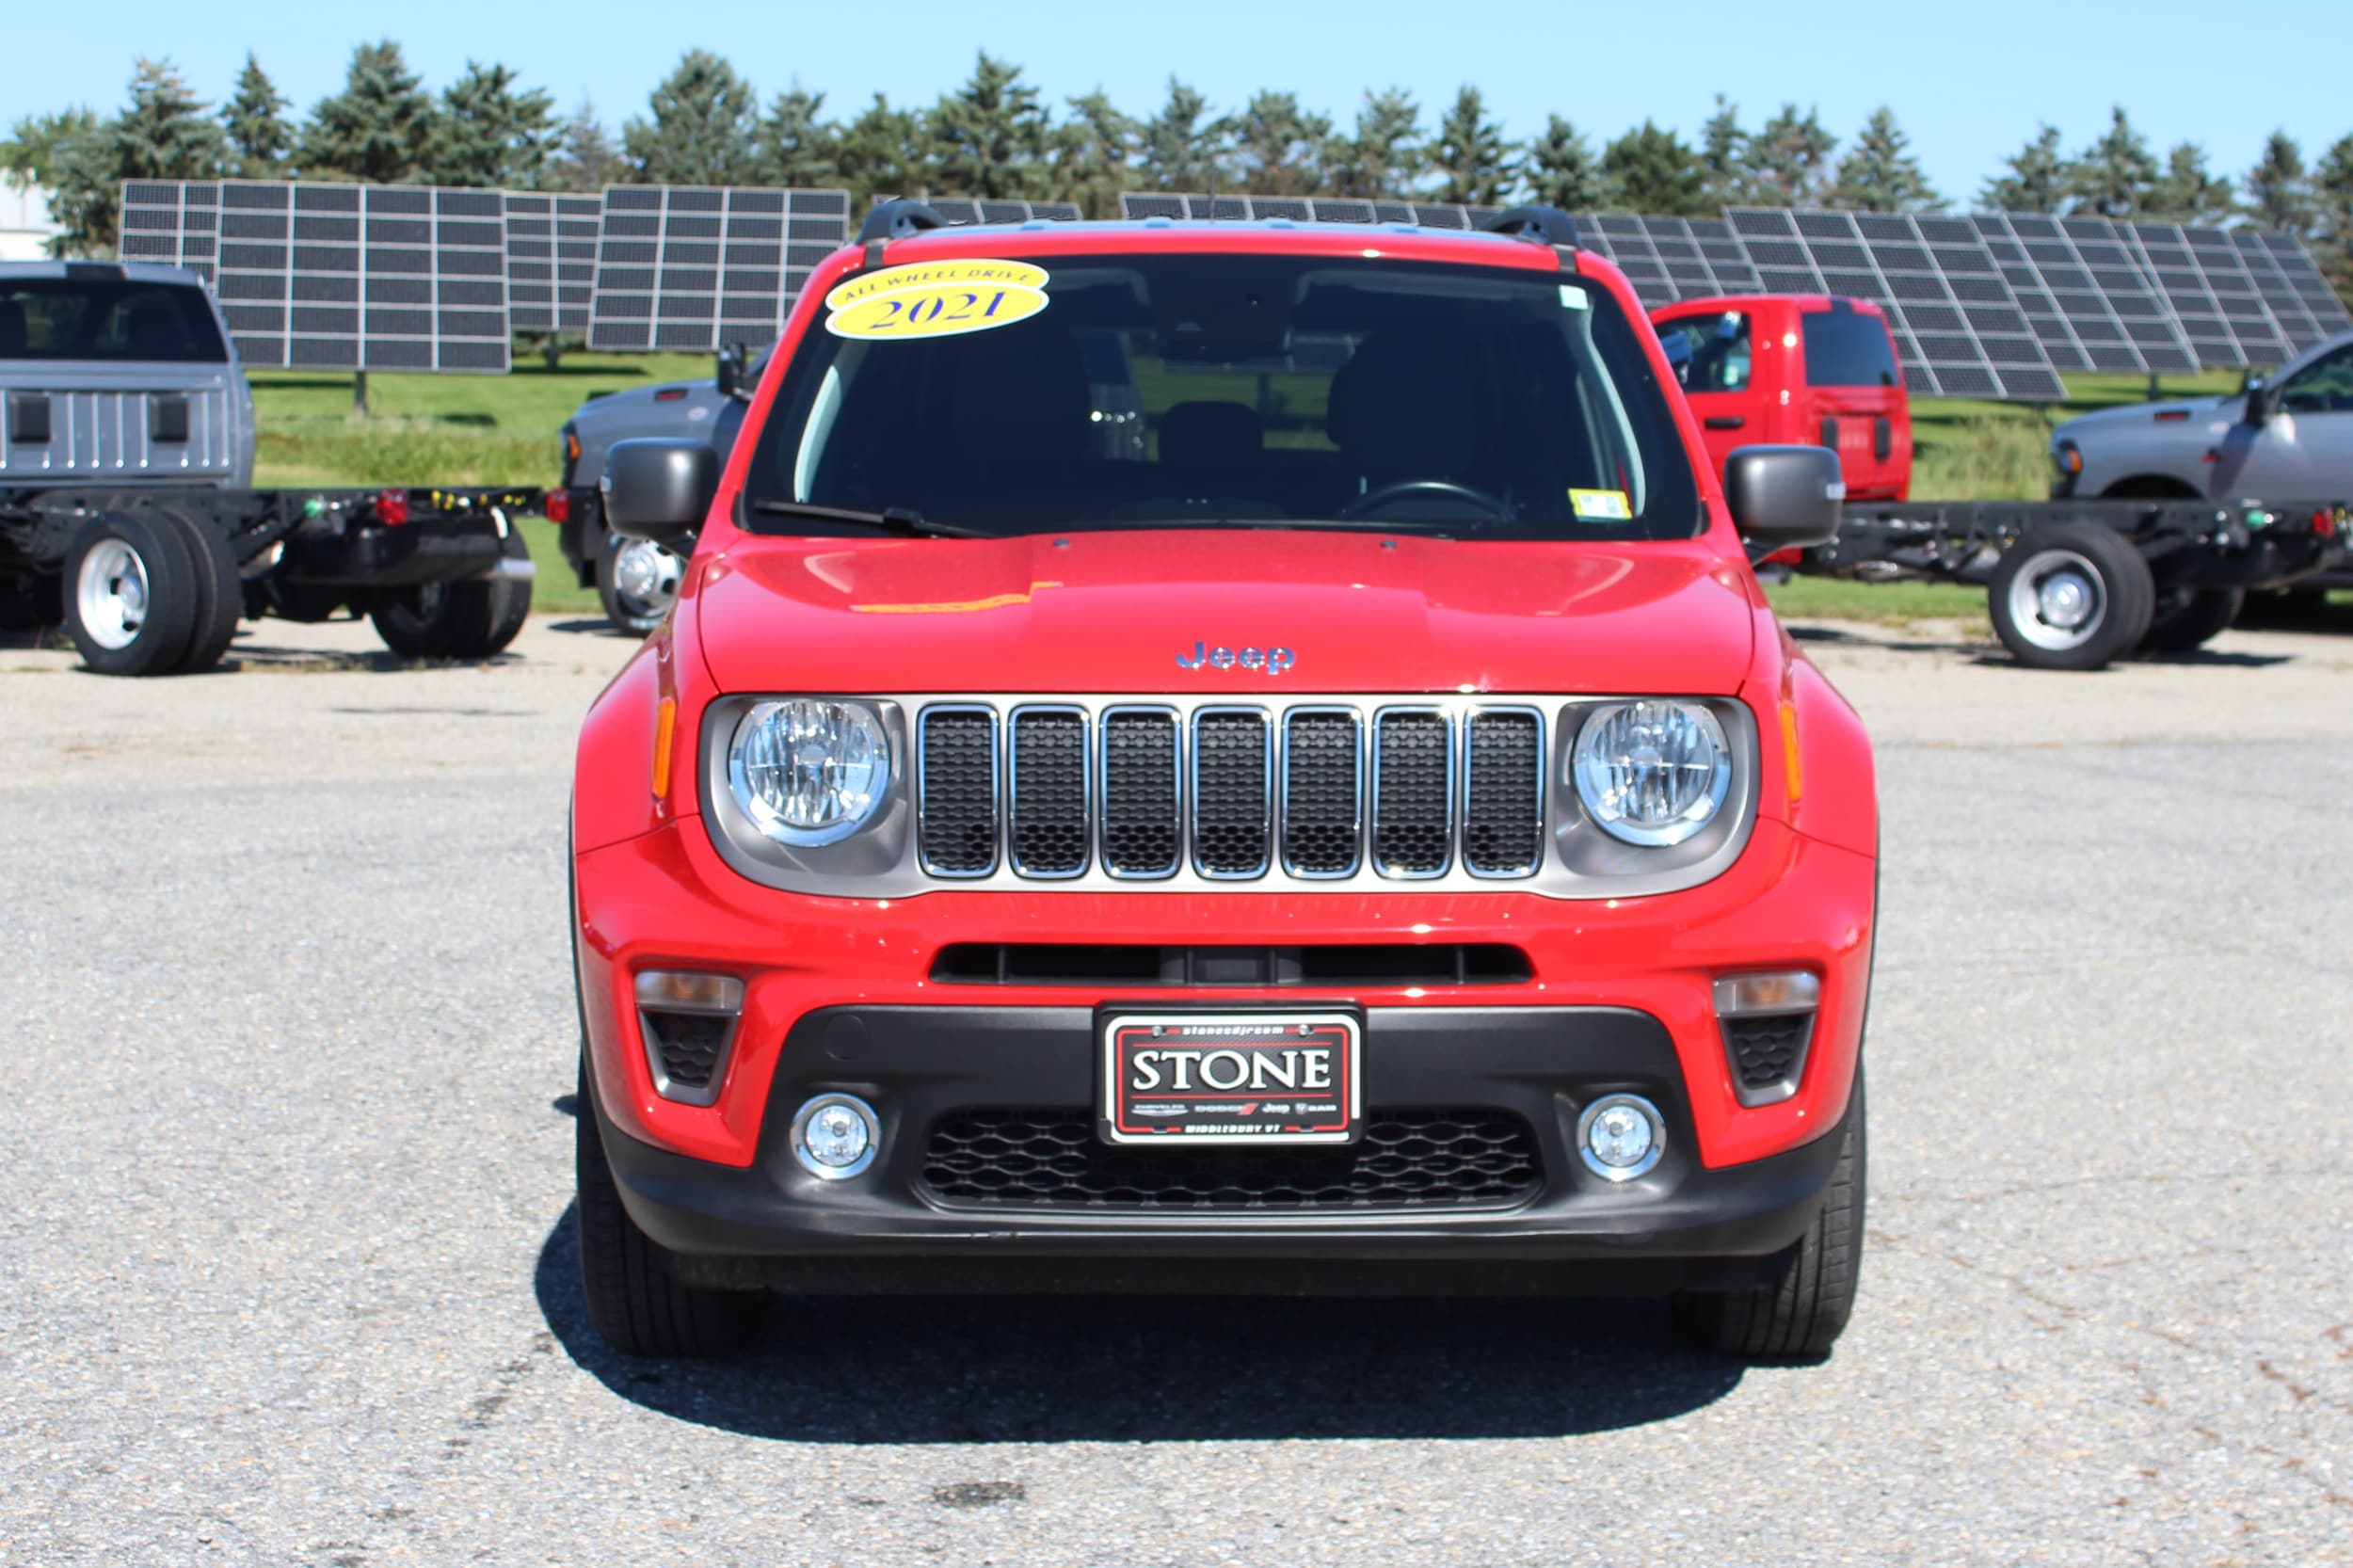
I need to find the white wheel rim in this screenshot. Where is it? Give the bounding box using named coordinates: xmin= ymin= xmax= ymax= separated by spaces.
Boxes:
xmin=2006 ymin=548 xmax=2105 ymax=652
xmin=76 ymin=538 xmax=152 ymax=650
xmin=612 ymin=538 xmax=682 ymax=618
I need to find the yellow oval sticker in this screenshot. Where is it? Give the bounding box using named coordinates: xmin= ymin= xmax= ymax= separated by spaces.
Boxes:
xmin=827 ymin=280 xmax=1049 ymax=341
xmin=824 ymin=259 xmax=1048 ymax=312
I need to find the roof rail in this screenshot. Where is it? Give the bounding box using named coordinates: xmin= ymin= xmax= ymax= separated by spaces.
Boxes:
xmin=1479 ymin=206 xmax=1580 ymax=249
xmin=857 ymin=199 xmax=953 ymax=245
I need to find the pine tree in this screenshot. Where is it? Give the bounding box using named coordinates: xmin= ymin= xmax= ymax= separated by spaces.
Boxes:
xmin=2144 ymin=142 xmax=2233 ymax=224
xmin=2068 ymin=106 xmax=2158 ymax=219
xmin=1524 ymin=115 xmax=1604 ymax=210
xmin=2312 ymin=133 xmax=2353 ymax=311
xmin=622 ymin=50 xmax=760 ymax=186
xmin=2244 ymin=130 xmax=2309 ymax=234
xmin=549 ymin=101 xmax=621 ymax=193
xmin=1051 ymin=90 xmax=1137 ymax=217
xmin=1 ymin=106 xmax=101 ymax=194
xmin=425 ymin=62 xmax=557 ymax=187
xmin=1427 ymin=86 xmax=1512 ymax=205
xmin=1601 ymin=120 xmax=1706 ymax=216
xmin=47 ymin=58 xmax=230 ymax=255
xmin=298 ymin=40 xmax=436 ymax=184
xmin=1227 ymin=90 xmax=1331 ymax=197
xmin=1827 ymin=108 xmax=1937 ymax=213
xmin=1979 ymin=125 xmax=2067 ymax=214
xmin=1325 ymin=88 xmax=1422 ymax=200
xmin=1698 ymin=95 xmax=1750 ymax=206
xmin=835 ymin=94 xmax=928 ymax=207
xmin=758 ymin=84 xmax=838 ymax=187
xmin=220 ymin=54 xmax=292 ymax=177
xmin=1135 ymin=78 xmax=1222 ymax=192
xmin=1745 ymin=104 xmax=1835 ymax=206
xmin=927 ymin=54 xmax=1051 ymax=200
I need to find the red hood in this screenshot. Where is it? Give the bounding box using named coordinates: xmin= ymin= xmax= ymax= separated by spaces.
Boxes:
xmin=693 ymin=530 xmax=1756 ymax=696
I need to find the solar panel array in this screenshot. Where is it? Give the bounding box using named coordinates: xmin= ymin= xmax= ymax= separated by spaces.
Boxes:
xmin=582 ymin=185 xmax=854 ymax=353
xmin=1576 ymin=216 xmax=1762 ymax=308
xmin=502 ymin=192 xmax=603 ymax=333
xmin=1119 ymin=193 xmax=1503 ymax=228
xmin=921 ymin=198 xmax=1081 ymax=225
xmin=1969 ymin=215 xmax=2199 ymax=376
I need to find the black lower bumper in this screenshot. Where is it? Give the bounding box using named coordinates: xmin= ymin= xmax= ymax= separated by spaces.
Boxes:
xmin=597 ymin=1005 xmax=1849 ymax=1295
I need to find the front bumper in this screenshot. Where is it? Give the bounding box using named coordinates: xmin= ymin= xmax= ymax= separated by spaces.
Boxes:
xmin=595 ymin=1002 xmax=1853 ymax=1295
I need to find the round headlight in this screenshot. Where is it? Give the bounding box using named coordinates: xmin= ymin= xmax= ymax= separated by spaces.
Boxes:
xmin=1571 ymin=700 xmax=1732 ymax=847
xmin=728 ymin=699 xmax=891 ymax=845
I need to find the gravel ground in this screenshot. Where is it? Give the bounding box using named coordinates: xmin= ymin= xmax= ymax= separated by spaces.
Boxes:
xmin=2 ymin=611 xmax=2348 ymax=1567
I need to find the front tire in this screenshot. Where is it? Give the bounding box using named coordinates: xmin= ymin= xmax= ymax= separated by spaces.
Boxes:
xmin=1988 ymin=521 xmax=2155 ymax=670
xmin=575 ymin=1061 xmax=763 ymax=1358
xmin=1675 ymin=1072 xmax=1866 ymax=1360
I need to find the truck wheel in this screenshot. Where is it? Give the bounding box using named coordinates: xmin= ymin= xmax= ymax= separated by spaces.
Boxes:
xmin=63 ymin=513 xmax=199 ymax=676
xmin=370 ymin=577 xmax=528 ymax=661
xmin=1988 ymin=522 xmax=2154 ymax=670
xmin=155 ymin=509 xmax=243 ymax=674
xmin=2139 ymin=586 xmax=2245 ymax=655
xmin=597 ymin=533 xmax=682 ymax=637
xmin=575 ymin=1060 xmax=762 ymax=1358
xmin=1674 ymin=1071 xmax=1867 ymax=1361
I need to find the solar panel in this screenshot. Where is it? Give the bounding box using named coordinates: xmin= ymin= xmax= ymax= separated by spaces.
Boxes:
xmin=503 ymin=192 xmax=603 ymax=333
xmin=2228 ymin=229 xmax=2333 ymax=356
xmin=584 ymin=185 xmax=852 ymax=353
xmin=1576 ymin=215 xmax=1759 ymax=308
xmin=118 ymin=180 xmax=221 ymax=280
xmin=920 ymin=199 xmax=1081 ymax=224
xmin=2255 ymin=230 xmax=2353 ymax=339
xmin=2115 ymin=222 xmax=2256 ymax=368
xmin=1970 ymin=214 xmax=2198 ymax=376
xmin=1113 ymin=193 xmax=1494 ymax=228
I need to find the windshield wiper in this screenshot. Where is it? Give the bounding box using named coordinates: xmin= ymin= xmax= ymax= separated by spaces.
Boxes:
xmin=745 ymin=500 xmax=994 ymax=539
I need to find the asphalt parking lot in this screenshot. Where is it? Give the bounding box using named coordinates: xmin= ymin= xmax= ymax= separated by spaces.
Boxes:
xmin=4 ymin=611 xmax=2349 ymax=1567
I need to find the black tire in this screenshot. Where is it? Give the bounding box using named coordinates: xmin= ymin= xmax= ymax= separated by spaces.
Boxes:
xmin=61 ymin=512 xmax=200 ymax=676
xmin=369 ymin=576 xmax=529 ymax=661
xmin=155 ymin=509 xmax=242 ymax=674
xmin=595 ymin=530 xmax=682 ymax=637
xmin=575 ymin=1060 xmax=762 ymax=1358
xmin=1675 ymin=1071 xmax=1867 ymax=1361
xmin=2139 ymin=585 xmax=2245 ymax=655
xmin=1987 ymin=521 xmax=2155 ymax=670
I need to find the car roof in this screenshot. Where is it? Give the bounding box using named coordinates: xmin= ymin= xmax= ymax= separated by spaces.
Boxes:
xmin=0 ymin=259 xmax=214 ymax=289
xmin=869 ymin=217 xmax=1570 ymax=275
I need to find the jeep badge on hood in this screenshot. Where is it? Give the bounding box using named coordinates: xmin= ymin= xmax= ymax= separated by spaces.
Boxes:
xmin=1176 ymin=641 xmax=1296 ymax=674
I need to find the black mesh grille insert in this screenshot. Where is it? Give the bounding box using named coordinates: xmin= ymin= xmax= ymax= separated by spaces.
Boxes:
xmin=1464 ymin=711 xmax=1543 ymax=874
xmin=1373 ymin=712 xmax=1451 ymax=874
xmin=1193 ymin=711 xmax=1271 ymax=875
xmin=918 ymin=709 xmax=997 ymax=874
xmin=921 ymin=1107 xmax=1543 ymax=1209
xmin=1010 ymin=710 xmax=1088 ymax=874
xmin=1100 ymin=710 xmax=1179 ymax=875
xmin=641 ymin=1010 xmax=728 ymax=1090
xmin=1724 ymin=1014 xmax=1814 ymax=1095
xmin=1282 ymin=711 xmax=1360 ymax=874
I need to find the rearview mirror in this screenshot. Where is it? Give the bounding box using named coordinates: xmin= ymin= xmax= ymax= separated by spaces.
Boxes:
xmin=601 ymin=439 xmax=716 ymax=546
xmin=1723 ymin=445 xmax=1843 ymax=554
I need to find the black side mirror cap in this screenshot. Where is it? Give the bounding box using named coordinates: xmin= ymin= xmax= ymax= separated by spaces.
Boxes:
xmin=1724 ymin=444 xmax=1843 ymax=554
xmin=601 ymin=439 xmax=717 ymax=545
xmin=2244 ymin=377 xmax=2273 ymax=427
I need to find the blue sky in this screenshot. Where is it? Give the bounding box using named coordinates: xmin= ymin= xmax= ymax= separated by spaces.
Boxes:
xmin=7 ymin=0 xmax=2349 ymax=200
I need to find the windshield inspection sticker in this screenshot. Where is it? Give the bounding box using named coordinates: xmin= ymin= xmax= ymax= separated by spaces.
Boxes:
xmin=1570 ymin=488 xmax=1633 ymax=521
xmin=824 ymin=259 xmax=1050 ymax=341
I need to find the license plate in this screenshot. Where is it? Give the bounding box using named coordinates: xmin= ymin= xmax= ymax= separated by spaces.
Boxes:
xmin=1099 ymin=1012 xmax=1361 ymax=1145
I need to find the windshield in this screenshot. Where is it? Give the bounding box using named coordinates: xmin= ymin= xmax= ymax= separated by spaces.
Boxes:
xmin=0 ymin=279 xmax=229 ymax=364
xmin=744 ymin=251 xmax=1701 ymax=539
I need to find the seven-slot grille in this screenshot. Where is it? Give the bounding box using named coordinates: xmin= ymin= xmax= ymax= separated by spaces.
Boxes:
xmin=915 ymin=702 xmax=1548 ymax=884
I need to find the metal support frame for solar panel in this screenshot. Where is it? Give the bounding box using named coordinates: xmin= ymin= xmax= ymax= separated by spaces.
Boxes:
xmin=117 ymin=180 xmax=220 ymax=281
xmin=2229 ymin=229 xmax=2341 ymax=356
xmin=584 ymin=186 xmax=851 ymax=354
xmin=503 ymin=191 xmax=603 ymax=334
xmin=1970 ymin=214 xmax=2196 ymax=376
xmin=1114 ymin=194 xmax=1495 ymax=228
xmin=918 ymin=199 xmax=1081 ymax=225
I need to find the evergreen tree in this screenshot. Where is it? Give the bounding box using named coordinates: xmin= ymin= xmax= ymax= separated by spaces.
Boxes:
xmin=835 ymin=93 xmax=928 ymax=207
xmin=622 ymin=50 xmax=760 ymax=186
xmin=1745 ymin=104 xmax=1835 ymax=206
xmin=0 ymin=106 xmax=101 ymax=193
xmin=220 ymin=54 xmax=292 ymax=177
xmin=48 ymin=58 xmax=230 ymax=255
xmin=1427 ymin=86 xmax=1512 ymax=205
xmin=1051 ymin=89 xmax=1137 ymax=217
xmin=2144 ymin=142 xmax=2233 ymax=223
xmin=424 ymin=62 xmax=556 ymax=187
xmin=758 ymin=84 xmax=838 ymax=187
xmin=298 ymin=40 xmax=435 ymax=184
xmin=1227 ymin=89 xmax=1331 ymax=197
xmin=1601 ymin=120 xmax=1706 ymax=216
xmin=2068 ymin=106 xmax=2158 ymax=219
xmin=2312 ymin=133 xmax=2353 ymax=311
xmin=1135 ymin=78 xmax=1222 ymax=191
xmin=1979 ymin=124 xmax=2067 ymax=214
xmin=549 ymin=100 xmax=621 ymax=193
xmin=1524 ymin=115 xmax=1604 ymax=210
xmin=1697 ymin=95 xmax=1751 ymax=206
xmin=1324 ymin=88 xmax=1422 ymax=200
xmin=1827 ymin=108 xmax=1937 ymax=213
xmin=927 ymin=53 xmax=1051 ymax=199
xmin=2244 ymin=130 xmax=2309 ymax=234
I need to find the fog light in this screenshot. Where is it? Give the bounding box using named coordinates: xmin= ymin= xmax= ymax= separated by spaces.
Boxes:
xmin=1578 ymin=1094 xmax=1665 ymax=1180
xmin=792 ymin=1093 xmax=880 ymax=1180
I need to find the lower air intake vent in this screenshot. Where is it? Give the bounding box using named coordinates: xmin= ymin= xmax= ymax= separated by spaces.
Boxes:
xmin=1722 ymin=1013 xmax=1814 ymax=1104
xmin=640 ymin=1011 xmax=730 ymax=1093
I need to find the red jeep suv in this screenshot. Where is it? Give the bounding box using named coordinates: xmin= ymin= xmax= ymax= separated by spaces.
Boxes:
xmin=570 ymin=204 xmax=1878 ymax=1361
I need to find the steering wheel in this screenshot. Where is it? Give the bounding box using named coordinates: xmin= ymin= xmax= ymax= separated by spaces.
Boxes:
xmin=1337 ymin=478 xmax=1514 ymax=523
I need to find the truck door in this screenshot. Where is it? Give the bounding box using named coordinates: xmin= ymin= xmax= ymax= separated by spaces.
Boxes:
xmin=1652 ymin=309 xmax=1755 ymax=483
xmin=2220 ymin=340 xmax=2353 ymax=498
xmin=1797 ymin=303 xmax=1911 ymax=501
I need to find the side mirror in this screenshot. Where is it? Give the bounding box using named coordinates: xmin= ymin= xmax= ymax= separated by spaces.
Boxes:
xmin=714 ymin=343 xmax=752 ymax=403
xmin=601 ymin=439 xmax=716 ymax=545
xmin=1724 ymin=445 xmax=1843 ymax=554
xmin=2243 ymin=376 xmax=2273 ymax=428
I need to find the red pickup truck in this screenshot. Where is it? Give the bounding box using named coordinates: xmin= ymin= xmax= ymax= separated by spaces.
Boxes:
xmin=568 ymin=202 xmax=1879 ymax=1363
xmin=1652 ymin=294 xmax=1913 ymax=502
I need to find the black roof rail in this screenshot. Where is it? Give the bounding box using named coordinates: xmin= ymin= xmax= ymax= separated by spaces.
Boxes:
xmin=857 ymin=200 xmax=954 ymax=245
xmin=1479 ymin=206 xmax=1580 ymax=249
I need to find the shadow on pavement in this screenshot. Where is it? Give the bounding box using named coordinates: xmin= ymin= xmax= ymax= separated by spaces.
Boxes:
xmin=533 ymin=1203 xmax=1745 ymax=1444
xmin=547 ymin=618 xmax=637 ymax=638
